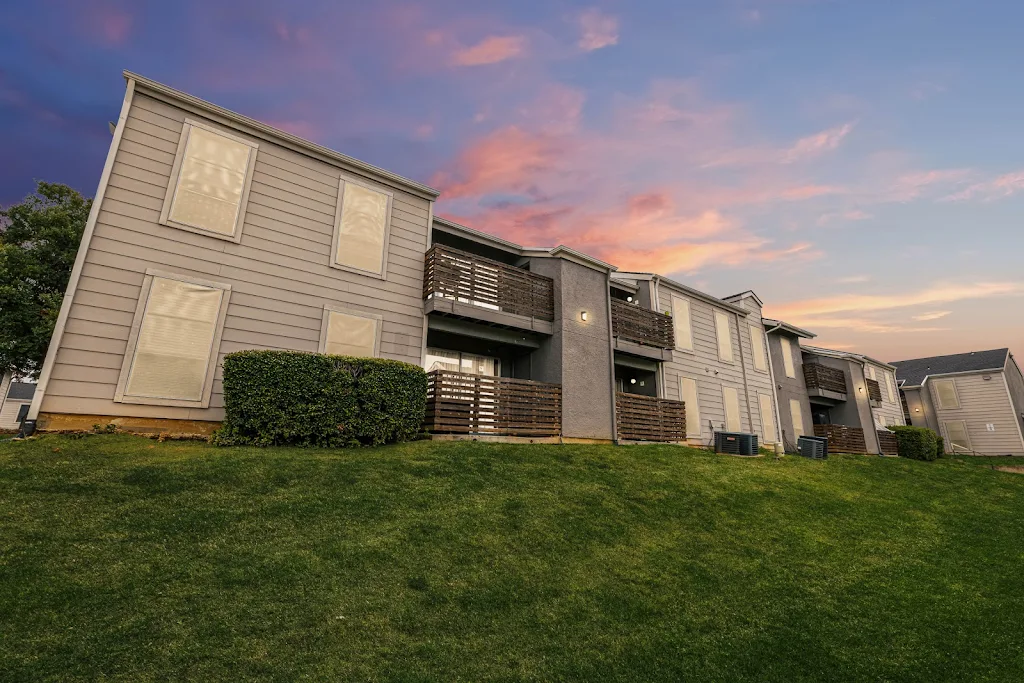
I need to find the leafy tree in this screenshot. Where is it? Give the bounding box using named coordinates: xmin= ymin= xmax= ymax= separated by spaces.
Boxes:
xmin=0 ymin=182 xmax=91 ymax=378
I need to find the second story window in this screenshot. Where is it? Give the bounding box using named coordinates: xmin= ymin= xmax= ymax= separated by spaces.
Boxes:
xmin=933 ymin=378 xmax=960 ymax=410
xmin=780 ymin=336 xmax=797 ymax=378
xmin=161 ymin=120 xmax=258 ymax=241
xmin=714 ymin=311 xmax=733 ymax=362
xmin=671 ymin=296 xmax=693 ymax=351
xmin=749 ymin=325 xmax=767 ymax=372
xmin=332 ymin=177 xmax=393 ymax=278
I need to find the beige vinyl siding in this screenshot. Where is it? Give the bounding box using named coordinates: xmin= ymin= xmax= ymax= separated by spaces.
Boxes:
xmin=927 ymin=372 xmax=1024 ymax=455
xmin=659 ymin=284 xmax=776 ymax=443
xmin=39 ymin=93 xmax=431 ymax=422
xmin=864 ymin=362 xmax=905 ymax=427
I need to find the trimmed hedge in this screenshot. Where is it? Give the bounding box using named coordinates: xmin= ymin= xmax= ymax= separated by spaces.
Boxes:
xmin=213 ymin=350 xmax=427 ymax=447
xmin=935 ymin=436 xmax=945 ymax=459
xmin=890 ymin=425 xmax=941 ymax=461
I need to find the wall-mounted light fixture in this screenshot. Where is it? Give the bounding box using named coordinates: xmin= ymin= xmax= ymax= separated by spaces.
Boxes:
xmin=580 ymin=311 xmax=588 ymax=321
xmin=858 ymin=386 xmax=864 ymax=393
xmin=915 ymin=408 xmax=921 ymax=413
xmin=626 ymin=296 xmax=633 ymax=303
xmin=630 ymin=378 xmax=637 ymax=384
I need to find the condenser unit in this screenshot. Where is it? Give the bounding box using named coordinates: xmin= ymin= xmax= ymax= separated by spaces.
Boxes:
xmin=715 ymin=431 xmax=759 ymax=456
xmin=797 ymin=435 xmax=828 ymax=460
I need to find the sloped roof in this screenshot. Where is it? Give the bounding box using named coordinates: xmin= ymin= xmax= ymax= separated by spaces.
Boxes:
xmin=5 ymin=382 xmax=36 ymax=401
xmin=891 ymin=348 xmax=1009 ymax=387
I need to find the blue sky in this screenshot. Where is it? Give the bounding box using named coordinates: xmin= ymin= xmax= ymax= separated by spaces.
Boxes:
xmin=2 ymin=0 xmax=1023 ymax=361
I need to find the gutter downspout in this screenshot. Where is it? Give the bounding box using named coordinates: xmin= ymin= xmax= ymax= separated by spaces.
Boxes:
xmin=606 ymin=269 xmax=619 ymax=443
xmin=763 ymin=322 xmax=787 ymax=455
xmin=733 ymin=310 xmax=755 ymax=437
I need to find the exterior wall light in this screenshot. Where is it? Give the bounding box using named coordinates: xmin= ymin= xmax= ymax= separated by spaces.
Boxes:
xmin=630 ymin=378 xmax=637 ymax=384
xmin=580 ymin=311 xmax=588 ymax=321
xmin=626 ymin=296 xmax=633 ymax=303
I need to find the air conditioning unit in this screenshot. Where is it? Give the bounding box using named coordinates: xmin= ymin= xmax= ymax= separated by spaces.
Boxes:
xmin=797 ymin=435 xmax=828 ymax=460
xmin=715 ymin=431 xmax=759 ymax=456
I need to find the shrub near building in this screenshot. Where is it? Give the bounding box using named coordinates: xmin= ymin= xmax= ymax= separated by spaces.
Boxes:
xmin=214 ymin=351 xmax=427 ymax=447
xmin=890 ymin=425 xmax=942 ymax=461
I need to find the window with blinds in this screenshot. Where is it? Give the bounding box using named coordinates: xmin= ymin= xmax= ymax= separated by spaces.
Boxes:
xmin=780 ymin=336 xmax=796 ymax=378
xmin=933 ymin=379 xmax=960 ymax=410
xmin=944 ymin=420 xmax=970 ymax=451
xmin=714 ymin=311 xmax=733 ymax=362
xmin=119 ymin=275 xmax=228 ymax=405
xmin=723 ymin=386 xmax=741 ymax=432
xmin=758 ymin=393 xmax=776 ymax=443
xmin=162 ymin=121 xmax=257 ymax=240
xmin=790 ymin=398 xmax=805 ymax=438
xmin=332 ymin=178 xmax=393 ymax=277
xmin=672 ymin=296 xmax=693 ymax=351
xmin=679 ymin=377 xmax=700 ymax=438
xmin=749 ymin=325 xmax=767 ymax=372
xmin=885 ymin=372 xmax=896 ymax=403
xmin=321 ymin=307 xmax=381 ymax=358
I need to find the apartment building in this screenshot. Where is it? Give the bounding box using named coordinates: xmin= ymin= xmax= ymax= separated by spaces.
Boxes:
xmin=28 ymin=72 xmax=782 ymax=445
xmin=763 ymin=322 xmax=905 ymax=454
xmin=893 ymin=349 xmax=1024 ymax=456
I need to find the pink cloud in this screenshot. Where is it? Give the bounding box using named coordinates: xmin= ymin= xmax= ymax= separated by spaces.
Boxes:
xmin=942 ymin=171 xmax=1024 ymax=202
xmin=782 ymin=122 xmax=854 ymax=162
xmin=703 ymin=122 xmax=854 ymax=167
xmin=578 ymin=9 xmax=619 ymax=51
xmin=451 ymin=35 xmax=528 ymax=66
xmin=816 ymin=209 xmax=873 ymax=226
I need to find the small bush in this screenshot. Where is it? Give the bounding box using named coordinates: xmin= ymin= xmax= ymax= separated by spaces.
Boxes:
xmin=213 ymin=350 xmax=427 ymax=448
xmin=890 ymin=425 xmax=940 ymax=461
xmin=935 ymin=436 xmax=945 ymax=458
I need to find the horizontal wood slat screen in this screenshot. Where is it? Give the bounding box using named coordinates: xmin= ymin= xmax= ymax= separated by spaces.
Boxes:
xmin=813 ymin=424 xmax=868 ymax=454
xmin=877 ymin=430 xmax=898 ymax=456
xmin=424 ymin=370 xmax=561 ymax=438
xmin=611 ymin=299 xmax=675 ymax=349
xmin=616 ymin=392 xmax=686 ymax=442
xmin=803 ymin=363 xmax=848 ymax=394
xmin=866 ymin=378 xmax=883 ymax=402
xmin=423 ymin=245 xmax=555 ymax=322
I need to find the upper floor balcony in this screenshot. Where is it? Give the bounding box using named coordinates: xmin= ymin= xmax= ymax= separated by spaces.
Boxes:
xmin=423 ymin=244 xmax=554 ymax=334
xmin=803 ymin=363 xmax=848 ymax=401
xmin=610 ymin=298 xmax=675 ymax=361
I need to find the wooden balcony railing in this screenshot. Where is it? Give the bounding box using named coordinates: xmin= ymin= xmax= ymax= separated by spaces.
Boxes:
xmin=423 ymin=370 xmax=561 ymax=438
xmin=611 ymin=299 xmax=675 ymax=349
xmin=616 ymin=392 xmax=686 ymax=442
xmin=424 ymin=245 xmax=555 ymax=321
xmin=866 ymin=378 xmax=883 ymax=402
xmin=877 ymin=430 xmax=898 ymax=456
xmin=813 ymin=424 xmax=868 ymax=454
xmin=803 ymin=363 xmax=848 ymax=395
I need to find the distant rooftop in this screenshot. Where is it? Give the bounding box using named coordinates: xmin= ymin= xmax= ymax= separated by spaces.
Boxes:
xmin=891 ymin=349 xmax=1009 ymax=387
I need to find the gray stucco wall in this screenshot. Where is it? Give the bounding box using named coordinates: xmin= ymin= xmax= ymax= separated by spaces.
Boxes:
xmin=808 ymin=355 xmax=881 ymax=454
xmin=902 ymin=387 xmax=935 ymax=430
xmin=766 ymin=331 xmax=813 ymax=452
xmin=529 ymin=257 xmax=615 ymax=440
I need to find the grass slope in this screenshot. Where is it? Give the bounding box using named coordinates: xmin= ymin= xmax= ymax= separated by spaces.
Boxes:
xmin=1 ymin=435 xmax=1023 ymax=682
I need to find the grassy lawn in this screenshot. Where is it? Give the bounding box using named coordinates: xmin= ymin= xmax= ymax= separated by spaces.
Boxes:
xmin=2 ymin=436 xmax=1023 ymax=682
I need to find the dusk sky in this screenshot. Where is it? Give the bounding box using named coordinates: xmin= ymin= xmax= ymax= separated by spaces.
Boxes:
xmin=2 ymin=0 xmax=1023 ymax=362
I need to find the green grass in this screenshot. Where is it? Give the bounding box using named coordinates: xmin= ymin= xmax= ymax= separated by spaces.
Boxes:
xmin=2 ymin=436 xmax=1023 ymax=682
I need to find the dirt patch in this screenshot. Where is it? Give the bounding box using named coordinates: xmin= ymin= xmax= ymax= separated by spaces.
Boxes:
xmin=994 ymin=466 xmax=1024 ymax=474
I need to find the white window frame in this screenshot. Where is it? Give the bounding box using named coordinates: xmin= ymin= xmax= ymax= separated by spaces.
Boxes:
xmin=933 ymin=378 xmax=961 ymax=410
xmin=722 ymin=385 xmax=741 ymax=432
xmin=330 ymin=174 xmax=394 ymax=280
xmin=671 ymin=295 xmax=694 ymax=352
xmin=758 ymin=393 xmax=777 ymax=443
xmin=943 ymin=420 xmax=971 ymax=451
xmin=114 ymin=269 xmax=231 ymax=408
xmin=790 ymin=398 xmax=805 ymax=438
xmin=679 ymin=376 xmax=701 ymax=438
xmin=159 ymin=118 xmax=258 ymax=243
xmin=780 ymin=336 xmax=796 ymax=378
xmin=714 ymin=310 xmax=734 ymax=363
xmin=319 ymin=304 xmax=383 ymax=358
xmin=749 ymin=325 xmax=768 ymax=373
